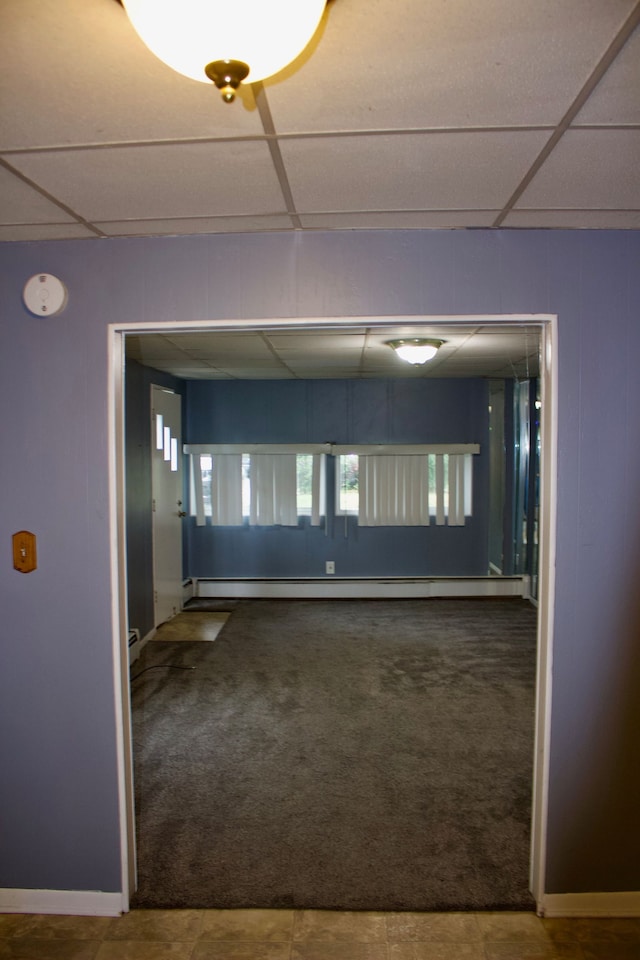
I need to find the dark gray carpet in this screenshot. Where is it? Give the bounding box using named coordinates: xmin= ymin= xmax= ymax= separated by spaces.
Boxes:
xmin=131 ymin=598 xmax=537 ymax=911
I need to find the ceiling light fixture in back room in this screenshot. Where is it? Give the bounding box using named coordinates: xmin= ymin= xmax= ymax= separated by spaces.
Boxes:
xmin=121 ymin=0 xmax=327 ymax=102
xmin=387 ymin=339 xmax=445 ymax=365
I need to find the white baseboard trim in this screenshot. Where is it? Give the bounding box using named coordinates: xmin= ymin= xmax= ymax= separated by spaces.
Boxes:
xmin=128 ymin=627 xmax=156 ymax=665
xmin=195 ymin=576 xmax=525 ymax=600
xmin=540 ymin=892 xmax=640 ymax=917
xmin=183 ymin=578 xmax=195 ymax=605
xmin=0 ymin=888 xmax=125 ymax=917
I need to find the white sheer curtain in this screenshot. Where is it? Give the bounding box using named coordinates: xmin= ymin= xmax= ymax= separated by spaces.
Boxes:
xmin=192 ymin=453 xmax=206 ymax=527
xmin=249 ymin=454 xmax=298 ymax=526
xmin=447 ymin=454 xmax=465 ymax=526
xmin=310 ymin=453 xmax=325 ymax=527
xmin=190 ymin=453 xmax=243 ymax=527
xmin=359 ymin=455 xmax=431 ymax=526
xmin=212 ymin=454 xmax=243 ymax=526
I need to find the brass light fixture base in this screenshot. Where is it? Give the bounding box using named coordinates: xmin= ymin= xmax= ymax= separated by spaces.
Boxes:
xmin=205 ymin=59 xmax=250 ymax=102
xmin=387 ymin=338 xmax=445 ymax=350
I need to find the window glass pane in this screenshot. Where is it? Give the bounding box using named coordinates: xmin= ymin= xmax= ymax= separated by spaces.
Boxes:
xmin=296 ymin=454 xmax=313 ymax=515
xmin=443 ymin=454 xmax=449 ymax=512
xmin=428 ymin=454 xmax=436 ymax=514
xmin=155 ymin=413 xmax=164 ymax=450
xmin=242 ymin=453 xmax=251 ymax=518
xmin=337 ymin=454 xmax=359 ymax=514
xmin=464 ymin=453 xmax=473 ymax=516
xmin=201 ymin=455 xmax=212 ymax=517
xmin=429 ymin=454 xmax=450 ymax=515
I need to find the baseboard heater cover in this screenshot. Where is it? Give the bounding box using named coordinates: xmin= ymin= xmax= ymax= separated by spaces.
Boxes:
xmin=182 ymin=578 xmax=195 ymax=604
xmin=195 ymin=577 xmax=525 ymax=600
xmin=540 ymin=891 xmax=640 ymax=917
xmin=0 ymin=888 xmax=125 ymax=917
xmin=128 ymin=627 xmax=155 ymax=664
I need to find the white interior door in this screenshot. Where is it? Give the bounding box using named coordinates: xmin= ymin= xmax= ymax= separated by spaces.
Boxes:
xmin=151 ymin=385 xmax=183 ymax=626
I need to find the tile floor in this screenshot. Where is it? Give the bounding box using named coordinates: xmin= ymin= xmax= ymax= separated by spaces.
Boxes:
xmin=152 ymin=612 xmax=230 ymax=643
xmin=1 ymin=910 xmax=640 ymax=960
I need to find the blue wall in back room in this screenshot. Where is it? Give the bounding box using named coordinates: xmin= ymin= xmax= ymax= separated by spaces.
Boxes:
xmin=184 ymin=377 xmax=490 ymax=579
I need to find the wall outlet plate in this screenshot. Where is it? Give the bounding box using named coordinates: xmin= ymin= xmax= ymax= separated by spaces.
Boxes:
xmin=325 ymin=561 xmax=335 ymax=574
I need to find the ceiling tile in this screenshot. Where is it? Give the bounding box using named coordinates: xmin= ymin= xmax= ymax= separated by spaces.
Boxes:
xmin=7 ymin=142 xmax=286 ymax=221
xmin=166 ymin=334 xmax=259 ymax=349
xmin=278 ymin=354 xmax=365 ymax=368
xmin=460 ymin=333 xmax=537 ymax=353
xmin=172 ymin=369 xmax=236 ymax=380
xmin=516 ymin=130 xmax=640 ymax=209
xmin=0 ymin=0 xmax=263 ymax=150
xmin=0 ymin=165 xmax=76 ymax=224
xmin=268 ymin=334 xmax=366 ymax=351
xmin=573 ymin=24 xmax=640 ymax=125
xmin=95 ymin=216 xmax=293 ymax=237
xmin=0 ymin=223 xmax=96 ymax=242
xmin=298 ymin=211 xmax=499 ymax=229
xmin=370 ymin=326 xmax=477 ymax=340
xmin=266 ymin=0 xmax=638 ymax=132
xmin=218 ymin=369 xmax=297 ymax=379
xmin=503 ymin=209 xmax=640 ymax=229
xmin=281 ymin=131 xmax=549 ymax=212
xmin=177 ymin=340 xmax=280 ymax=361
xmin=291 ymin=369 xmax=367 ymax=379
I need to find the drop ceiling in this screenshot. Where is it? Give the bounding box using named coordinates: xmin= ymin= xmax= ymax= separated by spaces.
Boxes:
xmin=1 ymin=0 xmax=639 ymax=243
xmin=125 ymin=323 xmax=541 ymax=380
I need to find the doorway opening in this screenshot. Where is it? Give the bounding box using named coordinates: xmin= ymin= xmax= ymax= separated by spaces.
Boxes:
xmin=108 ymin=313 xmax=557 ymax=912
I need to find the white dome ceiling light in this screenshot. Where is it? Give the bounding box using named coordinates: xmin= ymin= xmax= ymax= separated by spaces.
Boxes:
xmin=387 ymin=339 xmax=445 ymax=365
xmin=122 ymin=0 xmax=327 ymax=102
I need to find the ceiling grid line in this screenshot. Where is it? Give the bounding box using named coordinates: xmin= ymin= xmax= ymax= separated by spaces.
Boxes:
xmin=492 ymin=0 xmax=640 ymax=227
xmin=255 ymin=83 xmax=303 ymax=229
xmin=0 ymin=157 xmax=106 ymax=237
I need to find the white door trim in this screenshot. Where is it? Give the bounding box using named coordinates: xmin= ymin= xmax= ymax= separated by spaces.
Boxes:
xmin=107 ymin=327 xmax=136 ymax=907
xmin=529 ymin=316 xmax=558 ymax=909
xmin=108 ymin=313 xmax=557 ymax=913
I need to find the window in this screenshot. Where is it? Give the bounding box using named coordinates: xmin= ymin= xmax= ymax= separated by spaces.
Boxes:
xmin=334 ymin=445 xmax=478 ymax=527
xmin=296 ymin=454 xmax=317 ymax=516
xmin=336 ymin=453 xmax=359 ymax=515
xmin=186 ymin=443 xmax=476 ymax=529
xmin=185 ymin=445 xmax=327 ymax=527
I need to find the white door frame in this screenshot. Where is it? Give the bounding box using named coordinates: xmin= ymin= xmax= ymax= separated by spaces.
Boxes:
xmin=108 ymin=313 xmax=557 ymax=912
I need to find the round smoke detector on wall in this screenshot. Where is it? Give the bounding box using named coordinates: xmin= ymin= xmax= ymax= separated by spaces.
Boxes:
xmin=23 ymin=274 xmax=68 ymax=317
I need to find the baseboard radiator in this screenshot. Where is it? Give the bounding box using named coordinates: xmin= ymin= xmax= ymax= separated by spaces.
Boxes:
xmin=194 ymin=576 xmax=525 ymax=600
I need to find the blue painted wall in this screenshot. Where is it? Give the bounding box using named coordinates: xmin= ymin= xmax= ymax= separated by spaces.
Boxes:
xmin=184 ymin=377 xmax=489 ymax=579
xmin=1 ymin=230 xmax=639 ymax=899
